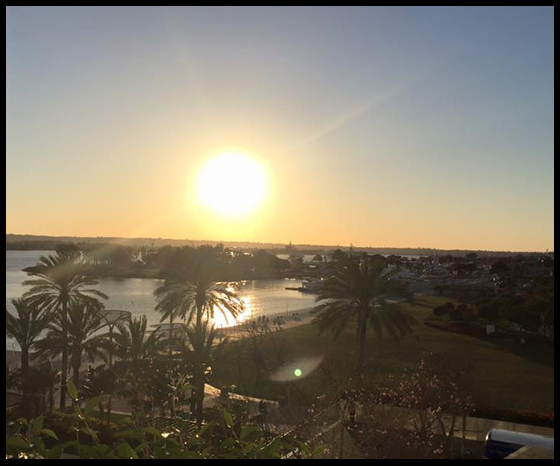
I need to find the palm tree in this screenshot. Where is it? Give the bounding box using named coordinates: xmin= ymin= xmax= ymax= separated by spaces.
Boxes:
xmin=180 ymin=322 xmax=228 ymax=420
xmin=154 ymin=259 xmax=244 ymax=329
xmin=5 ymin=298 xmax=50 ymax=408
xmin=28 ymin=362 xmax=61 ymax=413
xmin=23 ymin=252 xmax=108 ymax=409
xmin=314 ymin=255 xmax=415 ymax=379
xmin=112 ymin=316 xmax=165 ymax=371
xmin=35 ymin=302 xmax=108 ymax=389
xmin=111 ymin=316 xmax=166 ymax=413
xmin=154 ymin=263 xmax=244 ymax=424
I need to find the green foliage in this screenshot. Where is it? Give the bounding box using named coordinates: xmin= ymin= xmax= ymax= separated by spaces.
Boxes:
xmin=67 ymin=380 xmax=78 ymax=401
xmin=40 ymin=410 xmax=118 ymax=446
xmin=475 ymin=284 xmax=554 ymax=332
xmin=5 ymin=381 xmax=316 ymax=459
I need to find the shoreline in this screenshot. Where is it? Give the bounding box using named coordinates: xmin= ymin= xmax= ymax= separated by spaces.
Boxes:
xmin=6 ymin=308 xmax=318 ymax=365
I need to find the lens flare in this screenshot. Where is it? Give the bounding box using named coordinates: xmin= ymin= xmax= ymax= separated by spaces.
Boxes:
xmin=270 ymin=356 xmax=323 ymax=382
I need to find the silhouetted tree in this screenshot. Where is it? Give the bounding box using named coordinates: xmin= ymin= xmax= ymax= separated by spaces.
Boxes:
xmin=23 ymin=253 xmax=107 ymax=409
xmin=154 ymin=259 xmax=243 ymax=424
xmin=314 ymin=256 xmax=415 ymax=379
xmin=110 ymin=316 xmax=166 ymax=413
xmin=35 ymin=302 xmax=107 ymax=389
xmin=5 ymin=298 xmax=50 ymax=412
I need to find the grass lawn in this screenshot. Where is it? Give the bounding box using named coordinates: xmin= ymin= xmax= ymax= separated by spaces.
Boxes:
xmin=211 ymin=296 xmax=554 ymax=414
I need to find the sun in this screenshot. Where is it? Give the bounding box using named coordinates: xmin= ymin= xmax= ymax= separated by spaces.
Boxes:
xmin=197 ymin=152 xmax=267 ymax=217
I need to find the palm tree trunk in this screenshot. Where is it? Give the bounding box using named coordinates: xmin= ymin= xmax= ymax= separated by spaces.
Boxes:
xmin=168 ymin=314 xmax=174 ymax=358
xmin=21 ymin=346 xmax=29 ymax=393
xmin=21 ymin=346 xmax=30 ymax=415
xmin=168 ymin=314 xmax=176 ymax=417
xmin=99 ymin=403 xmax=105 ymax=424
xmin=49 ymin=384 xmax=54 ymax=412
xmin=356 ymin=310 xmax=368 ymax=382
xmin=72 ymin=348 xmax=81 ymax=389
xmin=194 ymin=358 xmax=204 ymax=425
xmin=59 ymin=301 xmax=69 ymax=410
xmin=194 ymin=303 xmax=205 ymax=425
xmin=108 ymin=329 xmax=113 ymax=425
xmin=107 ymin=399 xmax=112 ymax=425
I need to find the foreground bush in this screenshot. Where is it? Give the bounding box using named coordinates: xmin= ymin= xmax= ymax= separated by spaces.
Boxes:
xmin=6 ymin=381 xmax=319 ymax=459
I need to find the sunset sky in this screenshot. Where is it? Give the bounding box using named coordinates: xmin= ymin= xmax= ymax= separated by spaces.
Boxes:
xmin=6 ymin=6 xmax=555 ymax=251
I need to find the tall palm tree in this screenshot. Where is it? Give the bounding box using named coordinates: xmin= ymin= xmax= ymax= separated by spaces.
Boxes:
xmin=180 ymin=322 xmax=228 ymax=420
xmin=111 ymin=316 xmax=166 ymax=412
xmin=34 ymin=302 xmax=108 ymax=389
xmin=5 ymin=298 xmax=50 ymax=408
xmin=23 ymin=252 xmax=108 ymax=409
xmin=314 ymin=256 xmax=415 ymax=379
xmin=154 ymin=263 xmax=244 ymax=424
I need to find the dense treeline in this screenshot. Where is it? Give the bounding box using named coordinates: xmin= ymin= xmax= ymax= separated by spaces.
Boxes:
xmin=6 ymin=234 xmax=549 ymax=257
xmin=429 ymin=275 xmax=554 ymax=338
xmin=19 ymin=243 xmax=293 ymax=281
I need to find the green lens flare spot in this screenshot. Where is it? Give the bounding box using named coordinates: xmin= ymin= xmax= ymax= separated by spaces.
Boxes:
xmin=294 ymin=369 xmax=302 ymax=378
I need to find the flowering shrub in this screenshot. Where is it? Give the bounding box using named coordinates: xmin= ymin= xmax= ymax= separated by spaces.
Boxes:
xmin=350 ymin=358 xmax=474 ymax=459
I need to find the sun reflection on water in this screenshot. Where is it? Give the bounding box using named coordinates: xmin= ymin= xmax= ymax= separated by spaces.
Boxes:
xmin=210 ymin=295 xmax=254 ymax=328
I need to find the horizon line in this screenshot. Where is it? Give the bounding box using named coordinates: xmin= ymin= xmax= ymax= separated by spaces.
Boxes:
xmin=5 ymin=232 xmax=553 ymax=255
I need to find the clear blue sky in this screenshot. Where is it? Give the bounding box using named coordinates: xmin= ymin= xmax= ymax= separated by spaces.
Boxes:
xmin=6 ymin=6 xmax=555 ymax=251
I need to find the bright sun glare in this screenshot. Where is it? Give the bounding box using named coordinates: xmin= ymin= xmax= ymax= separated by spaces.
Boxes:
xmin=197 ymin=153 xmax=267 ymax=217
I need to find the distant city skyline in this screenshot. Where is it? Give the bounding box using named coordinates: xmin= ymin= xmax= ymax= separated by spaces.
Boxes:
xmin=6 ymin=6 xmax=555 ymax=251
